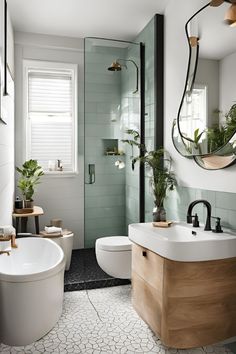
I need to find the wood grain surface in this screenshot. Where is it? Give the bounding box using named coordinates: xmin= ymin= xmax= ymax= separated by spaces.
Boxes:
xmin=131 ymin=242 xmax=236 ymax=348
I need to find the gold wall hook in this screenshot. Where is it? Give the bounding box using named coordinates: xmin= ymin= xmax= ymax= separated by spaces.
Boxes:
xmin=189 ymin=36 xmax=199 ymax=47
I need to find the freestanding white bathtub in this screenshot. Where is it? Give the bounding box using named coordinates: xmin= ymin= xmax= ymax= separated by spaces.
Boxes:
xmin=0 ymin=237 xmax=65 ymax=346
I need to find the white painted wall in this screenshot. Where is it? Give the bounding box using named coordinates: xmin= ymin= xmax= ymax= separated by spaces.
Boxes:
xmin=164 ymin=0 xmax=236 ymax=193
xmin=14 ymin=32 xmax=84 ymax=248
xmin=0 ymin=11 xmax=14 ymax=226
xmin=219 ymin=51 xmax=236 ymax=117
xmin=0 ymin=94 xmax=15 ymax=225
xmin=196 ymin=58 xmax=219 ymax=126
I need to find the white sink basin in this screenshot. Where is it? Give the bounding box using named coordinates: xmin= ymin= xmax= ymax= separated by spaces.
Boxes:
xmin=128 ymin=222 xmax=236 ymax=261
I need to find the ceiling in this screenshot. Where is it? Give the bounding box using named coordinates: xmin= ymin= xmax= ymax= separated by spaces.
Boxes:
xmin=198 ymin=2 xmax=236 ymax=60
xmin=7 ymin=0 xmax=168 ymax=40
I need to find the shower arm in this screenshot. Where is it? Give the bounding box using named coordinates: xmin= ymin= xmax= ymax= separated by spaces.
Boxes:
xmin=117 ymin=58 xmax=139 ymax=94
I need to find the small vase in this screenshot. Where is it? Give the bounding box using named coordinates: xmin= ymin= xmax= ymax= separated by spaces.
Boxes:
xmin=24 ymin=200 xmax=34 ymax=208
xmin=153 ymin=205 xmax=166 ymax=222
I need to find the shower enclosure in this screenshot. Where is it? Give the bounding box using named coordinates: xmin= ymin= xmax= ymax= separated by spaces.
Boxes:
xmin=84 ymin=37 xmax=144 ymax=248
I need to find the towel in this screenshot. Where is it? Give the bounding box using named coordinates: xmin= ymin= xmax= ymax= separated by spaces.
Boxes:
xmin=44 ymin=226 xmax=62 ymax=234
xmin=0 ymin=239 xmax=11 ymax=252
xmin=0 ymin=225 xmax=16 ymax=236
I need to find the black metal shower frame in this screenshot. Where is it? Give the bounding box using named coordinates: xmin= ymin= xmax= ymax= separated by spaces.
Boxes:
xmin=140 ymin=14 xmax=164 ymax=222
xmin=154 ymin=14 xmax=164 ymax=151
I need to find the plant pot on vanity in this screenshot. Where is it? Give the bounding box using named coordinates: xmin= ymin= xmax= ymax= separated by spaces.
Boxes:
xmin=121 ymin=131 xmax=177 ymax=223
xmin=153 ymin=203 xmax=166 ymax=222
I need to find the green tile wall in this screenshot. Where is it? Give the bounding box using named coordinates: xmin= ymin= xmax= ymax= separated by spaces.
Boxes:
xmin=84 ymin=17 xmax=160 ymax=245
xmin=84 ymin=39 xmax=126 ymax=247
xmin=165 ymin=186 xmax=236 ymax=231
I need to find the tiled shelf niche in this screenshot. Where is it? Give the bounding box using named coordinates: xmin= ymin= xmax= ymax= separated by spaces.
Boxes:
xmin=102 ymin=138 xmax=124 ymax=156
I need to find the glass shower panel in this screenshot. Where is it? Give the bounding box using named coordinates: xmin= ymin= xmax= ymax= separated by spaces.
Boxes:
xmin=84 ymin=38 xmax=140 ymax=248
xmin=120 ymin=43 xmax=141 ymax=230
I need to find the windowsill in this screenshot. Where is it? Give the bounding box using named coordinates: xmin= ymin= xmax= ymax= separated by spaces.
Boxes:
xmin=42 ymin=171 xmax=79 ymax=178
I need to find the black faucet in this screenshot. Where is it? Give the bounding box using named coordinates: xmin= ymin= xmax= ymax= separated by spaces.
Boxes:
xmin=187 ymin=199 xmax=212 ymax=231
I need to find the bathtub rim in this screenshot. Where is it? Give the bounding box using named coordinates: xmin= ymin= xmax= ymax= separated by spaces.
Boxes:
xmin=0 ymin=237 xmax=66 ymax=283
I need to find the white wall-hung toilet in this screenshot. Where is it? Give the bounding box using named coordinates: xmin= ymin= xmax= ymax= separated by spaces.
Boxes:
xmin=95 ymin=236 xmax=132 ymax=279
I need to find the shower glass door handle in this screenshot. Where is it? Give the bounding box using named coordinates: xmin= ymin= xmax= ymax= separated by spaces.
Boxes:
xmin=86 ymin=164 xmax=95 ymax=184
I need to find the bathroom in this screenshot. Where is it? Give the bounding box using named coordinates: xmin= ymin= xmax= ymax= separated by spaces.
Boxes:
xmin=0 ymin=0 xmax=236 ymax=352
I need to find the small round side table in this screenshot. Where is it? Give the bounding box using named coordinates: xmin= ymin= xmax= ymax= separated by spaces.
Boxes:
xmin=12 ymin=206 xmax=44 ymax=235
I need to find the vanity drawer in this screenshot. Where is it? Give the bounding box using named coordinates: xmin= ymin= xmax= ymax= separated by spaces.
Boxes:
xmin=132 ymin=243 xmax=164 ymax=295
xmin=132 ymin=271 xmax=162 ymax=336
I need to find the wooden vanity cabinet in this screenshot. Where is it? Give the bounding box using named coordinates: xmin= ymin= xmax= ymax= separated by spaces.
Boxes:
xmin=132 ymin=242 xmax=236 ymax=349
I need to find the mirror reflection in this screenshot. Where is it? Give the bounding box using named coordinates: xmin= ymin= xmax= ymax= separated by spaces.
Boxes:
xmin=174 ymin=1 xmax=236 ymax=165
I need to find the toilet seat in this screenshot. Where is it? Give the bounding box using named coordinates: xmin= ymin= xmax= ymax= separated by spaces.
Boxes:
xmin=95 ymin=236 xmax=132 ymax=279
xmin=96 ymin=236 xmax=132 ymax=252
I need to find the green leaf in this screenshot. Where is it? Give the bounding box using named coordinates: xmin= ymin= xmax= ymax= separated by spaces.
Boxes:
xmin=122 ymin=131 xmax=176 ymax=204
xmin=16 ymin=159 xmax=44 ymax=200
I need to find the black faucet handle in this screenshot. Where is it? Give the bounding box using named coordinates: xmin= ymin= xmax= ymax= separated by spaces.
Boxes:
xmin=187 ymin=215 xmax=193 ymax=223
xmin=211 ymin=216 xmax=223 ymax=233
xmin=192 ymin=213 xmax=199 ymax=227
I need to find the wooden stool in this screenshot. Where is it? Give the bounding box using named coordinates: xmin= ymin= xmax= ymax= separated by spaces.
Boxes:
xmin=12 ymin=206 xmax=44 ymax=235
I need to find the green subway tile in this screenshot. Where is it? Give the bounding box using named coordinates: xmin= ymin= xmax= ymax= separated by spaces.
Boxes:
xmin=86 ymin=217 xmax=125 ymax=231
xmin=85 ymin=83 xmax=120 ymax=95
xmin=94 ymin=174 xmax=125 ymax=186
xmin=196 ymin=189 xmax=216 ymax=208
xmin=85 ymin=73 xmax=120 ymax=85
xmin=97 ymin=102 xmax=121 ymax=114
xmin=85 ymin=185 xmax=125 ymax=197
xmin=216 ymin=191 xmax=236 ymax=211
xmin=179 ymin=186 xmax=197 ymax=206
xmin=215 ymin=207 xmax=230 ymax=228
xmin=84 ymin=102 xmax=97 ymax=113
xmin=85 ymin=206 xmax=125 ymax=219
xmin=85 ymin=195 xmax=125 ymax=208
xmin=228 ymin=210 xmax=236 ymax=231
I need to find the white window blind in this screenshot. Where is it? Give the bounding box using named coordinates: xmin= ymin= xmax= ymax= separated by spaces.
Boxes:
xmin=26 ymin=64 xmax=77 ymax=173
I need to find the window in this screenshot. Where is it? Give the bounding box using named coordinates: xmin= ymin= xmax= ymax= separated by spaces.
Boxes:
xmin=180 ymin=84 xmax=208 ymax=141
xmin=24 ymin=60 xmax=77 ymax=174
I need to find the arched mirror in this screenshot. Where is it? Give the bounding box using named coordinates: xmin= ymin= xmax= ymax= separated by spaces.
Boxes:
xmin=173 ymin=0 xmax=236 ymax=169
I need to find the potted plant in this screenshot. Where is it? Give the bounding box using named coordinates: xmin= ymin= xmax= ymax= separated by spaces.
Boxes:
xmin=122 ymin=130 xmax=177 ymax=221
xmin=16 ymin=159 xmax=44 ymax=208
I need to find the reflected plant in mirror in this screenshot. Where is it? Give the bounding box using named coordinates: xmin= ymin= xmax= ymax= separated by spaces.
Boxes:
xmin=122 ymin=130 xmax=177 ymax=222
xmin=172 ymin=0 xmax=236 ymax=169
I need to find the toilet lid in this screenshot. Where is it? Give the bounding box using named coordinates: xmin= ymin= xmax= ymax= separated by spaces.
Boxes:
xmin=96 ymin=236 xmax=132 ymax=252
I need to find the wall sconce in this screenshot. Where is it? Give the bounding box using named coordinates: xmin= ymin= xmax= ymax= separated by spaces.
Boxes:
xmin=115 ymin=160 xmax=125 ymax=169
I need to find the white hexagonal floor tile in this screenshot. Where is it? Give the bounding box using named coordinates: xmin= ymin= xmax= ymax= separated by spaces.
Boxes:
xmin=0 ymin=286 xmax=233 ymax=354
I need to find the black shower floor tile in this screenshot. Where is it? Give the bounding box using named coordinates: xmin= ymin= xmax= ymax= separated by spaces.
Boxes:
xmin=64 ymin=248 xmax=130 ymax=292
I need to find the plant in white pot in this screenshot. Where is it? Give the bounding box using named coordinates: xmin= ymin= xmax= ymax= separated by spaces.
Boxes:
xmin=16 ymin=159 xmax=44 ymax=208
xmin=122 ymin=130 xmax=177 ymax=221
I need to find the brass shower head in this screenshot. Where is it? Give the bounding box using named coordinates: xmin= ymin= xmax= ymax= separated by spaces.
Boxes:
xmin=107 ymin=61 xmax=122 ymax=71
xmin=107 ymin=58 xmax=139 ymax=93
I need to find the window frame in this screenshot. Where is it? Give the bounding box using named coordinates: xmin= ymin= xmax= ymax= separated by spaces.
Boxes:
xmin=23 ymin=59 xmax=78 ymax=176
